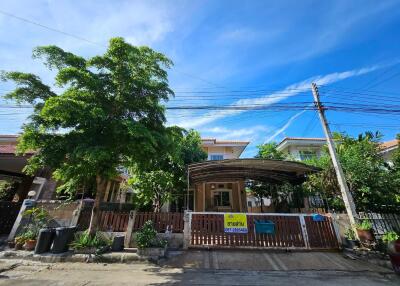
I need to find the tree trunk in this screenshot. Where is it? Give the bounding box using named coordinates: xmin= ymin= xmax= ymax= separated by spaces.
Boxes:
xmin=88 ymin=176 xmax=108 ymax=235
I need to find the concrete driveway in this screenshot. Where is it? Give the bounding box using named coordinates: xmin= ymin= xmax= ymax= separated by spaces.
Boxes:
xmin=162 ymin=249 xmax=391 ymax=272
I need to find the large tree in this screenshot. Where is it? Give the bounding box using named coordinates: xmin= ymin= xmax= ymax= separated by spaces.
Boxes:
xmin=304 ymin=132 xmax=400 ymax=211
xmin=2 ymin=38 xmax=173 ymax=234
xmin=129 ymin=128 xmax=207 ymax=212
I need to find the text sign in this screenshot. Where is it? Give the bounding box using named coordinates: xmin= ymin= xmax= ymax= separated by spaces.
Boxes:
xmin=224 ymin=213 xmax=248 ymax=233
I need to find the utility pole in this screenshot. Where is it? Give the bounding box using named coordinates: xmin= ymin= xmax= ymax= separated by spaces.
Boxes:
xmin=311 ymin=83 xmax=358 ymax=226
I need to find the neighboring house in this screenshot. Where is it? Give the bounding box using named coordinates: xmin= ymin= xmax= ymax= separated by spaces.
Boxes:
xmin=379 ymin=139 xmax=399 ymax=165
xmin=276 ymin=137 xmax=326 ymax=161
xmin=186 ymin=138 xmax=249 ymax=212
xmin=0 ymin=134 xmax=127 ymax=203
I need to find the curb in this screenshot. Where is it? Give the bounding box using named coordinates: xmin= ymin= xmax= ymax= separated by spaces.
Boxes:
xmin=0 ymin=250 xmax=161 ymax=264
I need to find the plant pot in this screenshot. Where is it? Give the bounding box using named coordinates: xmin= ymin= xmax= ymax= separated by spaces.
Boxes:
xmin=7 ymin=241 xmax=16 ymax=248
xmin=388 ymin=239 xmax=400 ymax=254
xmin=24 ymin=239 xmax=37 ymax=251
xmin=389 ymin=253 xmax=400 ymax=274
xmin=137 ymin=246 xmax=166 ymax=258
xmin=15 ymin=243 xmax=23 ymax=250
xmin=345 ymin=238 xmax=359 ymax=249
xmin=356 ymin=229 xmax=374 ymax=242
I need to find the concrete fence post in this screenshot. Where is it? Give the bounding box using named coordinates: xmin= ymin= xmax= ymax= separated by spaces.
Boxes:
xmin=124 ymin=210 xmax=137 ymax=248
xmin=183 ymin=210 xmax=192 ymax=250
xmin=8 ymin=199 xmax=36 ymax=241
xmin=330 ymin=212 xmax=343 ymax=247
xmin=70 ymin=200 xmax=83 ymax=227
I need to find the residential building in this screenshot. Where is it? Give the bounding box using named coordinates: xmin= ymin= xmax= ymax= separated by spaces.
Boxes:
xmin=276 ymin=137 xmax=326 ymax=161
xmin=379 ymin=139 xmax=399 ymax=164
xmin=201 ymin=138 xmax=249 ymax=160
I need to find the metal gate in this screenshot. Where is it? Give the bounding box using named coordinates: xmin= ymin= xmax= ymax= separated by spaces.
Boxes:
xmin=189 ymin=212 xmax=339 ymax=250
xmin=0 ymin=201 xmax=22 ymax=235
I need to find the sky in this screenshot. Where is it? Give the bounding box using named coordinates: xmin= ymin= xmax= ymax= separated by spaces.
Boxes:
xmin=0 ymin=0 xmax=400 ymax=157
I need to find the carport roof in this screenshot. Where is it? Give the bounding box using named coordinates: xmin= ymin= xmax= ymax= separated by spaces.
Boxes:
xmin=188 ymin=158 xmax=319 ymax=184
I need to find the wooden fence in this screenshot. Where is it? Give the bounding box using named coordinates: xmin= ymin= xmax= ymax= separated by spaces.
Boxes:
xmin=190 ymin=213 xmax=339 ymax=250
xmin=133 ymin=212 xmax=184 ymax=233
xmin=0 ymin=201 xmax=22 ymax=235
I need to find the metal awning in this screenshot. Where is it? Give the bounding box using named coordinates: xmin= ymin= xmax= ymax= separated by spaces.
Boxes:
xmin=188 ymin=158 xmax=319 ymax=184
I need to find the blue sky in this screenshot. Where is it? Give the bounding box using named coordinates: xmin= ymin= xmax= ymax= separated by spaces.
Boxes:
xmin=1 ymin=0 xmax=400 ymax=157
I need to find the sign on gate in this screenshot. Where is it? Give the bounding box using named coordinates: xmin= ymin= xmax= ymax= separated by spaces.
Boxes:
xmin=224 ymin=213 xmax=248 ymax=233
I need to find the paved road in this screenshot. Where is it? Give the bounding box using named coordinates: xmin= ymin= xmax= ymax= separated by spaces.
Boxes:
xmin=0 ymin=250 xmax=399 ymax=285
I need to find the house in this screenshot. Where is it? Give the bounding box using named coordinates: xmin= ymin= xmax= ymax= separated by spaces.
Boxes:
xmin=276 ymin=137 xmax=326 ymax=161
xmin=379 ymin=139 xmax=399 ymax=165
xmin=0 ymin=134 xmax=127 ymax=203
xmin=187 ymin=138 xmax=317 ymax=212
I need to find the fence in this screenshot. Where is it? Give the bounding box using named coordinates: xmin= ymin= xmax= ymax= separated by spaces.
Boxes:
xmin=189 ymin=212 xmax=339 ymax=250
xmin=133 ymin=212 xmax=184 ymax=233
xmin=358 ymin=211 xmax=400 ymax=239
xmin=0 ymin=201 xmax=22 ymax=235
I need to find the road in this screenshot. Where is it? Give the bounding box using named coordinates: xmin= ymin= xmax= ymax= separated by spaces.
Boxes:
xmin=0 ymin=250 xmax=399 ymax=285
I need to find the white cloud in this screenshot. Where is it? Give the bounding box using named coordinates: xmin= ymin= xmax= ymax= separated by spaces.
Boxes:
xmin=264 ymin=110 xmax=307 ymax=143
xmin=201 ymin=125 xmax=269 ymax=141
xmin=171 ymin=64 xmax=381 ymax=129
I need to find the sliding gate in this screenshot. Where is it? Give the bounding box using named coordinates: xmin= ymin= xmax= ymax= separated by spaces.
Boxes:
xmin=190 ymin=213 xmax=339 ymax=250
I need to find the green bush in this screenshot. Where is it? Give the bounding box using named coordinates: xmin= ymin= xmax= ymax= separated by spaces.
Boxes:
xmin=382 ymin=231 xmax=399 ymax=243
xmin=355 ymin=220 xmax=372 ymax=231
xmin=135 ymin=220 xmax=167 ymax=249
xmin=70 ymin=230 xmax=111 ymax=250
xmin=344 ymin=228 xmax=356 ymax=240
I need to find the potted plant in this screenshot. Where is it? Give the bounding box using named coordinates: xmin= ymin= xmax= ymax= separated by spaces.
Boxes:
xmin=136 ymin=221 xmax=167 ymax=258
xmin=355 ymin=220 xmax=374 ymax=242
xmin=22 ymin=229 xmax=38 ymax=251
xmin=382 ymin=231 xmax=400 ymax=254
xmin=14 ymin=235 xmax=26 ymax=250
xmin=344 ymin=227 xmax=358 ymax=249
xmin=70 ymin=230 xmax=111 ymax=254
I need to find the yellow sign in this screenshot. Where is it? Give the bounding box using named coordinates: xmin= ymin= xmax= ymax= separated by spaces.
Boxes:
xmin=224 ymin=213 xmax=248 ymax=233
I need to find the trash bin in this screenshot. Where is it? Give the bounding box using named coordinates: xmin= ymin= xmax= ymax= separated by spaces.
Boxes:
xmin=34 ymin=228 xmax=55 ymax=254
xmin=112 ymin=235 xmax=125 ymax=252
xmin=51 ymin=226 xmax=77 ymax=254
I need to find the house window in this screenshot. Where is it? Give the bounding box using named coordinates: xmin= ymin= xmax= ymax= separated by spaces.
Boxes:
xmin=299 ymin=150 xmax=317 ymax=161
xmin=210 ymin=154 xmax=224 ymax=160
xmin=213 ymin=191 xmax=230 ymax=207
xmin=247 ymin=201 xmax=252 ymax=207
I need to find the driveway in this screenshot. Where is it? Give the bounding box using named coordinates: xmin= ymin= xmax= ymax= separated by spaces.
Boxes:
xmin=0 ymin=250 xmax=399 ymax=285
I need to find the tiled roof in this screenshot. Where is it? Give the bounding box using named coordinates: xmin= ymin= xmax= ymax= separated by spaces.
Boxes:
xmin=379 ymin=139 xmax=399 ymax=150
xmin=0 ymin=144 xmax=18 ymax=154
xmin=201 ymin=138 xmax=249 ymax=145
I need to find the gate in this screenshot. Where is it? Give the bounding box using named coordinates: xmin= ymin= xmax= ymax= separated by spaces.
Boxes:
xmin=0 ymin=201 xmax=22 ymax=235
xmin=189 ymin=212 xmax=339 ymax=250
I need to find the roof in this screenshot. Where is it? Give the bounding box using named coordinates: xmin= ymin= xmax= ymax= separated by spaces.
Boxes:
xmin=278 ymin=137 xmax=326 ymax=144
xmin=188 ymin=158 xmax=319 ymax=184
xmin=201 ymin=138 xmax=250 ymax=145
xmin=277 ymin=137 xmax=327 ymax=151
xmin=379 ymin=139 xmax=399 ymax=151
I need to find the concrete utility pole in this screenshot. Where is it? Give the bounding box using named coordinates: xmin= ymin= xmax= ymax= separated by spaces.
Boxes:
xmin=311 ymin=83 xmax=358 ymax=226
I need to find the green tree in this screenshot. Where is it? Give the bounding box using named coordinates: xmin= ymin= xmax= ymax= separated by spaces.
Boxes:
xmin=256 ymin=142 xmax=285 ymax=159
xmin=130 ymin=128 xmax=207 ymax=212
xmin=1 ymin=38 xmax=173 ymax=234
xmin=304 ymin=132 xmax=400 ymax=211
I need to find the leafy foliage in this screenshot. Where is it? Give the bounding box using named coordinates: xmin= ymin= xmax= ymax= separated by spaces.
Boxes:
xmin=22 ymin=207 xmax=50 ymax=238
xmin=344 ymin=227 xmax=356 ymax=240
xmin=130 ymin=128 xmax=207 ymax=211
xmin=382 ymin=231 xmax=399 ymax=243
xmin=355 ymin=219 xmax=372 ymax=231
xmin=256 ymin=142 xmax=285 ymax=160
xmin=70 ymin=230 xmax=111 ymax=250
xmin=135 ymin=220 xmax=167 ymax=248
xmin=0 ymin=180 xmax=14 ymax=200
xmin=1 ymin=37 xmax=174 ymax=197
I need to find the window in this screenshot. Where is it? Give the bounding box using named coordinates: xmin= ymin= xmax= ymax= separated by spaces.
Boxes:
xmin=214 ymin=191 xmax=230 ymax=207
xmin=247 ymin=201 xmax=252 ymax=207
xmin=299 ymin=150 xmax=317 ymax=161
xmin=210 ymin=154 xmax=224 ymax=160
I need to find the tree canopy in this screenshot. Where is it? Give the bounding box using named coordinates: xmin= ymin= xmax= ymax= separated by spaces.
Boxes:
xmin=2 ymin=37 xmax=174 ymax=231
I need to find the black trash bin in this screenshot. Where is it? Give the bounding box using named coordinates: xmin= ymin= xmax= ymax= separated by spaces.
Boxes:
xmin=51 ymin=226 xmax=77 ymax=254
xmin=111 ymin=235 xmax=125 ymax=252
xmin=34 ymin=228 xmax=55 ymax=254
